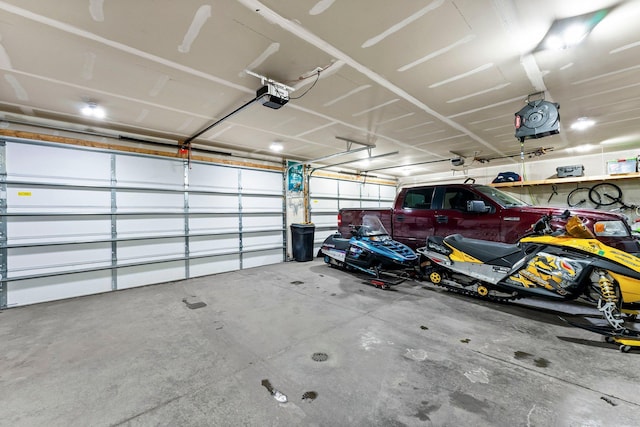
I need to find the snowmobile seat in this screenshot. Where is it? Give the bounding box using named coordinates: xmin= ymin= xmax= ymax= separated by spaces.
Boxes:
xmin=444 ymin=234 xmax=524 ymax=267
xmin=325 ymin=234 xmax=352 ymax=251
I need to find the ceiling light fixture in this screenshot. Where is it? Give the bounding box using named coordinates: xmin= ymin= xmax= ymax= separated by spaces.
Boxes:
xmin=566 ymin=144 xmax=594 ymax=153
xmin=81 ymin=102 xmax=105 ymax=119
xmin=535 ymin=8 xmax=610 ymax=52
xmin=570 ymin=117 xmax=595 ymax=131
xmin=270 ymin=142 xmax=283 ymax=152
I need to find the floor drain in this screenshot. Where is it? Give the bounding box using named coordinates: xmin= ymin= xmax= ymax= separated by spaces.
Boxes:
xmin=302 ymin=391 xmax=318 ymax=402
xmin=312 ymin=352 xmax=328 ymax=362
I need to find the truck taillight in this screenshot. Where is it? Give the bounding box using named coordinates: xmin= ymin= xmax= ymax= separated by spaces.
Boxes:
xmin=337 ymin=213 xmax=342 ymax=227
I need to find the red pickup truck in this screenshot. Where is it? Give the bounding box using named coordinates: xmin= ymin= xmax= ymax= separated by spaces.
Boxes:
xmin=338 ymin=183 xmax=640 ymax=254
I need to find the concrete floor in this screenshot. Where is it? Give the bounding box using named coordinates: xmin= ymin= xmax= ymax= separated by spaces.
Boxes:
xmin=1 ymin=259 xmax=639 ymax=427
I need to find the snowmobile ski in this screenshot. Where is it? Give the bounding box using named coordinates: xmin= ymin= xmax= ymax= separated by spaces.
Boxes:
xmin=559 ymin=316 xmax=640 ymax=353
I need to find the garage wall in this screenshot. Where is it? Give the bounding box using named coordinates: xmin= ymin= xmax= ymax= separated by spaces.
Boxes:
xmin=1 ymin=138 xmax=284 ymax=308
xmin=308 ymin=175 xmax=397 ymax=254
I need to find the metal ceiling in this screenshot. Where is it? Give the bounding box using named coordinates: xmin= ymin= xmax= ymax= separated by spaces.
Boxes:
xmin=1 ymin=0 xmax=639 ymax=177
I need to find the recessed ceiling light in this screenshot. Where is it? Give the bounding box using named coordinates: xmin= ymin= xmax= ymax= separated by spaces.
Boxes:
xmin=269 ymin=142 xmax=283 ymax=152
xmin=571 ymin=117 xmax=595 ymax=130
xmin=81 ymin=102 xmax=105 ymax=119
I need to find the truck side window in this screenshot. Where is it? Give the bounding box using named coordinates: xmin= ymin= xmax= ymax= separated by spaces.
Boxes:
xmin=403 ymin=188 xmax=434 ymax=209
xmin=444 ymin=188 xmax=476 ymax=210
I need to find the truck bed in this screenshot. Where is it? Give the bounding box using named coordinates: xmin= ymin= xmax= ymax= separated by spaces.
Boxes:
xmin=338 ymin=208 xmax=393 ymax=237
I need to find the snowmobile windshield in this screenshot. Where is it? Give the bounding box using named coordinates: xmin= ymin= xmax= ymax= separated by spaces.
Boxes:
xmin=474 ymin=185 xmax=529 ymax=207
xmin=359 ymin=215 xmax=390 ymax=238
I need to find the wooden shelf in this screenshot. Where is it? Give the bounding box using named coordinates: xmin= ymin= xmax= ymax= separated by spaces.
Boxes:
xmin=491 ymin=172 xmax=640 ymax=188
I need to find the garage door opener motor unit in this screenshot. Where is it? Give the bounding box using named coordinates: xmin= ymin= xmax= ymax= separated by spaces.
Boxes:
xmin=257 ymin=84 xmax=289 ymax=109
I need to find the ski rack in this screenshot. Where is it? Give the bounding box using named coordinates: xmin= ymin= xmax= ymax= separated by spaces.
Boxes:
xmin=350 ymin=267 xmax=417 ymax=290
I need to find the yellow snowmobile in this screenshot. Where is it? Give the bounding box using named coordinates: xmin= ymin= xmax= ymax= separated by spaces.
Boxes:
xmin=417 ymin=209 xmax=640 ymax=352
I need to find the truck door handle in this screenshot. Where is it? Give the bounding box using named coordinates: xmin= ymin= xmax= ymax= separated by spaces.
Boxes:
xmin=436 ymin=215 xmax=448 ymax=224
xmin=396 ymin=215 xmax=405 ymax=222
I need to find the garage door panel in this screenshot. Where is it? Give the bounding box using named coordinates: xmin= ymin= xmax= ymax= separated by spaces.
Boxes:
xmin=116 ymin=155 xmax=183 ymax=190
xmin=116 ymin=262 xmax=185 ymax=290
xmin=7 ymin=271 xmax=112 ymax=307
xmin=8 ymin=243 xmax=112 ymax=278
xmin=189 ymin=235 xmax=240 ymax=255
xmin=7 ymin=216 xmax=111 ymax=245
xmin=242 ymin=249 xmax=283 ymax=269
xmin=6 ymin=142 xmax=111 ymax=185
xmin=189 ymin=254 xmax=240 ymax=277
xmin=117 ymin=215 xmax=184 ymax=238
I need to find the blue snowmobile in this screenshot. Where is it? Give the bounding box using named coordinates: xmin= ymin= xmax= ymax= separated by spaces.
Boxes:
xmin=320 ymin=215 xmax=420 ymax=289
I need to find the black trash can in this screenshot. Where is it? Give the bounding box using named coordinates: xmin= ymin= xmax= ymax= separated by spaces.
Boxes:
xmin=290 ymin=223 xmax=315 ymax=262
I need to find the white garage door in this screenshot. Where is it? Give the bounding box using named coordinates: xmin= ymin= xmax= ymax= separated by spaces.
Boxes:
xmin=0 ymin=137 xmax=284 ymax=308
xmin=308 ymin=175 xmax=396 ymax=255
